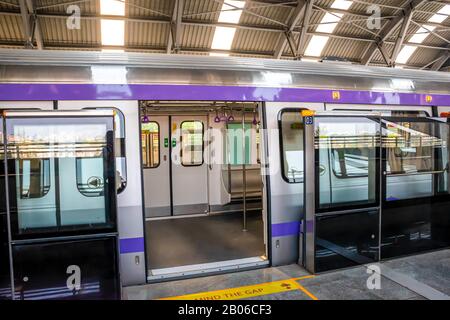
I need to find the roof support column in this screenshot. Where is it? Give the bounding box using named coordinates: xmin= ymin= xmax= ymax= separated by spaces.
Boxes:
xmin=389 ymin=8 xmax=414 ymax=66
xmin=19 ymin=0 xmax=43 ymax=49
xmin=273 ymin=0 xmax=306 ymax=59
xmin=360 ymin=0 xmax=427 ymax=66
xmin=167 ymin=0 xmax=184 ymax=54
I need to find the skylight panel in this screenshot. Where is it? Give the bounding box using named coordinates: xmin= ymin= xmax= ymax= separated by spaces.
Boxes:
xmin=331 ymin=0 xmax=353 ymax=10
xmin=304 ymin=1 xmax=352 ymax=58
xmin=396 ymin=45 xmax=417 ymax=64
xmin=100 ymin=0 xmax=125 ymax=16
xmin=316 ymin=13 xmax=343 ymax=34
xmin=210 ymin=52 xmax=230 ymax=57
xmin=211 ymin=27 xmax=237 ymax=50
xmin=408 ymin=25 xmax=436 ymax=44
xmin=210 ymin=1 xmax=246 ymax=56
xmin=101 ymin=19 xmax=125 ymax=46
xmin=428 ymin=5 xmax=450 ymax=23
xmin=304 ymin=35 xmax=330 ymax=57
xmin=218 ymin=0 xmax=245 ymax=23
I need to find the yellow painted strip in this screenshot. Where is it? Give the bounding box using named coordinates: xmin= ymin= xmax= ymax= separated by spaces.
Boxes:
xmin=292 ymin=281 xmax=319 ymax=301
xmin=159 ymin=275 xmax=315 ymax=301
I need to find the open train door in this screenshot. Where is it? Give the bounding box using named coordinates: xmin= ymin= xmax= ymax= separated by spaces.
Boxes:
xmin=302 ymin=111 xmax=382 ymax=273
xmin=0 ymin=110 xmax=120 ymax=300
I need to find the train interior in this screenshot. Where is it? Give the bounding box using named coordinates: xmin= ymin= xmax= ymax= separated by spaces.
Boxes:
xmin=139 ymin=101 xmax=268 ymax=280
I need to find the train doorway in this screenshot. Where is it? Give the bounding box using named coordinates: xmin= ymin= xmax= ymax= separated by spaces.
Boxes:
xmin=139 ymin=102 xmax=269 ymax=281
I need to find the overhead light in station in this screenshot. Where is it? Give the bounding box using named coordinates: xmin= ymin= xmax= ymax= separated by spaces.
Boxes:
xmin=210 ymin=0 xmax=246 ymax=56
xmin=304 ymin=1 xmax=353 ymax=57
xmin=100 ymin=0 xmax=125 ymax=15
xmin=428 ymin=4 xmax=450 ymax=23
xmin=396 ymin=5 xmax=448 ymax=65
xmin=101 ymin=19 xmax=125 ymax=46
xmin=100 ymin=0 xmax=126 ymax=50
xmin=396 ymin=45 xmax=417 ymax=64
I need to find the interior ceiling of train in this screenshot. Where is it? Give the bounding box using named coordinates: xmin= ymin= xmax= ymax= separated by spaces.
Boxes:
xmin=0 ymin=0 xmax=449 ymax=71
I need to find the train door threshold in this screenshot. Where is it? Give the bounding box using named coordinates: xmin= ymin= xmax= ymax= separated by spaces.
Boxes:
xmin=147 ymin=256 xmax=269 ymax=282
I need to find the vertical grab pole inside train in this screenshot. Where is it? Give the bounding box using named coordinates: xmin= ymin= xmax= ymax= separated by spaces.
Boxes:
xmin=242 ymin=106 xmax=247 ymax=232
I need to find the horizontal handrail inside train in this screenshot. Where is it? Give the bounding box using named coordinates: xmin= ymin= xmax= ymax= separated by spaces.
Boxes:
xmin=384 ymin=169 xmax=447 ymax=176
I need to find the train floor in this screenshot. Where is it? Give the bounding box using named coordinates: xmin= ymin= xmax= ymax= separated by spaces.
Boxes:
xmin=124 ymin=249 xmax=450 ymax=300
xmin=146 ymin=210 xmax=265 ymax=270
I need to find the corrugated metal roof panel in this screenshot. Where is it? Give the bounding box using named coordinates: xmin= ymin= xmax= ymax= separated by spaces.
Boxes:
xmin=126 ymin=21 xmax=169 ymax=47
xmin=39 ymin=16 xmax=100 ymax=46
xmin=36 ymin=0 xmax=99 ymax=15
xmin=0 ymin=14 xmax=23 ymax=41
xmin=181 ymin=24 xmax=215 ymax=49
xmin=127 ymin=0 xmax=173 ymax=18
xmin=233 ymin=28 xmax=279 ymax=53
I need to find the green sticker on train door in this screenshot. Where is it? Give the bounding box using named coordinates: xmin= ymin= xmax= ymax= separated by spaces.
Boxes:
xmin=172 ymin=139 xmax=176 ymax=147
xmin=164 ymin=138 xmax=169 ymax=148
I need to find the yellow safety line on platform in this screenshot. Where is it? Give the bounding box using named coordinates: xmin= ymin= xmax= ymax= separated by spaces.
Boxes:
xmin=292 ymin=281 xmax=319 ymax=300
xmin=159 ymin=275 xmax=317 ymax=300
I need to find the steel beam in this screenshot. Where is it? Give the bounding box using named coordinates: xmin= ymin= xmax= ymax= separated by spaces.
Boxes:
xmin=18 ymin=0 xmax=43 ymax=49
xmin=296 ymin=0 xmax=314 ymax=58
xmin=273 ymin=0 xmax=306 ymax=59
xmin=431 ymin=48 xmax=450 ymax=71
xmin=390 ymin=8 xmax=414 ymax=66
xmin=360 ymin=0 xmax=428 ymax=66
xmin=167 ymin=0 xmax=184 ymax=54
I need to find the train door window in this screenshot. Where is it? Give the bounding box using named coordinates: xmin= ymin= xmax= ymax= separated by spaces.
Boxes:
xmin=384 ymin=118 xmax=447 ymax=200
xmin=85 ymin=108 xmax=127 ymax=193
xmin=316 ymin=117 xmax=379 ymax=210
xmin=6 ymin=116 xmax=116 ymax=238
xmin=279 ymin=110 xmax=304 ymax=183
xmin=141 ymin=121 xmax=160 ymax=168
xmin=19 ymin=159 xmax=51 ymax=198
xmin=181 ymin=121 xmax=204 ymax=166
xmin=225 ymin=123 xmax=251 ymax=165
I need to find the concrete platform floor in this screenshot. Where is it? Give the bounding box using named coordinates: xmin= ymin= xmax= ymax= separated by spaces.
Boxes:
xmin=124 ymin=249 xmax=450 ymax=300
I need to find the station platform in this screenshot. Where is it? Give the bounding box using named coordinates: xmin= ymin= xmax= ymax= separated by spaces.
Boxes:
xmin=123 ymin=249 xmax=450 ymax=300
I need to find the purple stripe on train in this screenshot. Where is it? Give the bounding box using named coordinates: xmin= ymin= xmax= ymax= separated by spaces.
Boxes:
xmin=120 ymin=237 xmax=145 ymax=254
xmin=272 ymin=221 xmax=301 ymax=237
xmin=0 ymin=83 xmax=449 ymax=106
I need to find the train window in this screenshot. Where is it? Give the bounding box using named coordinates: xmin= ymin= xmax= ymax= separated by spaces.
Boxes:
xmin=225 ymin=123 xmax=251 ymax=165
xmin=19 ymin=159 xmax=51 ymax=199
xmin=181 ymin=121 xmax=204 ymax=166
xmin=333 ymin=109 xmax=430 ymax=117
xmin=316 ymin=117 xmax=379 ymax=211
xmin=384 ymin=118 xmax=449 ymax=200
xmin=84 ymin=108 xmax=127 ymax=194
xmin=141 ymin=121 xmax=160 ymax=168
xmin=331 ymin=148 xmax=370 ymax=178
xmin=279 ymin=110 xmax=304 ymax=183
xmin=76 ymin=158 xmax=105 ymax=197
xmin=6 ymin=116 xmax=116 ymax=237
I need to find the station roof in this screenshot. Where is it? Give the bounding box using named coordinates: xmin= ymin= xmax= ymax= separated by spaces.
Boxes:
xmin=0 ymin=0 xmax=449 ymax=71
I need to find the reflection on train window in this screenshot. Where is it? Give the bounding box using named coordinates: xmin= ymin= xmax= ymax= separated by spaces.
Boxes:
xmin=225 ymin=123 xmax=251 ymax=165
xmin=6 ymin=117 xmax=115 ymax=237
xmin=331 ymin=148 xmax=370 ymax=178
xmin=18 ymin=159 xmax=51 ymax=198
xmin=141 ymin=121 xmax=160 ymax=168
xmin=85 ymin=108 xmax=127 ymax=193
xmin=279 ymin=110 xmax=304 ymax=183
xmin=76 ymin=158 xmax=104 ymax=197
xmin=334 ymin=109 xmax=429 ymax=117
xmin=181 ymin=121 xmax=204 ymax=166
xmin=316 ymin=117 xmax=379 ymax=211
xmin=384 ymin=119 xmax=449 ymax=200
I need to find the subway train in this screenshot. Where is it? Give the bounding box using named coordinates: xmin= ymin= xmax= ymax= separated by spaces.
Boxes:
xmin=0 ymin=49 xmax=450 ymax=299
